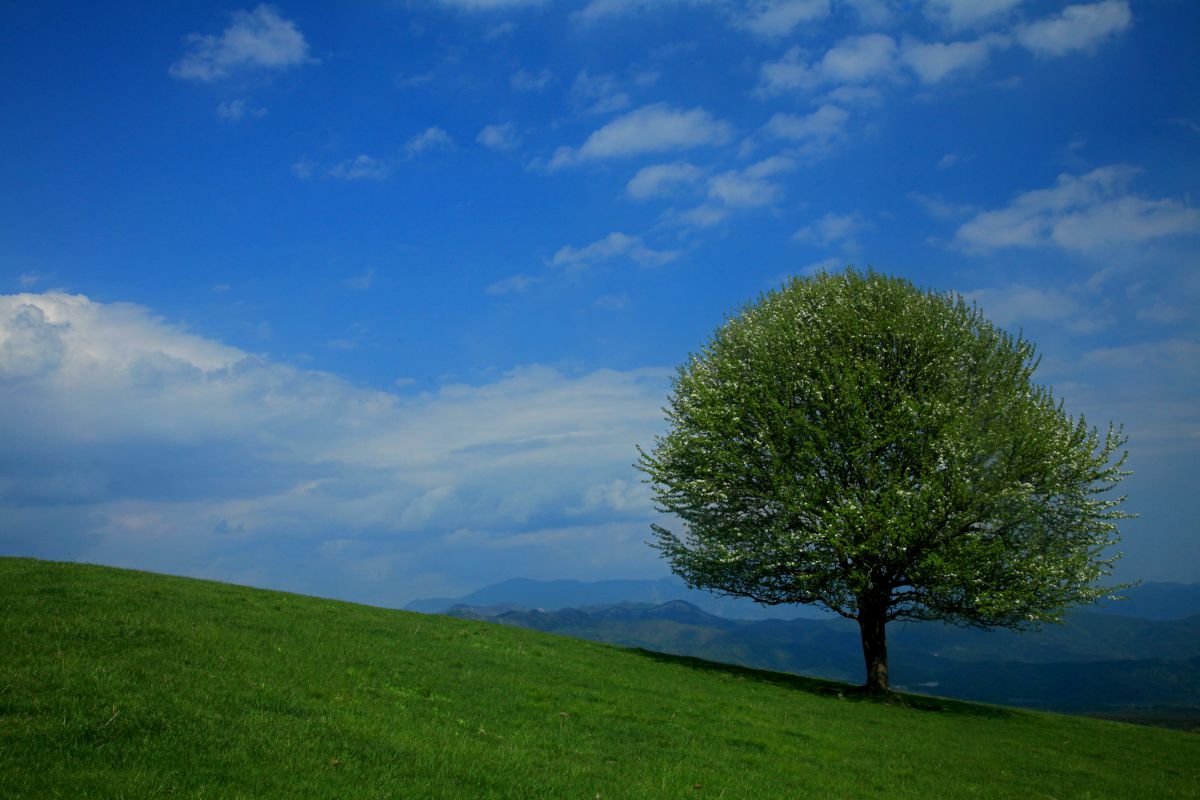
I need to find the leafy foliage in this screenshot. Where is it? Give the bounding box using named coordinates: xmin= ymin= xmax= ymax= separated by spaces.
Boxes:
xmin=638 ymin=269 xmax=1131 ymax=689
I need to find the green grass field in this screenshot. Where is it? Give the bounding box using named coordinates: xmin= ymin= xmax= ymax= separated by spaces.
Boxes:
xmin=2 ymin=557 xmax=1196 ymax=799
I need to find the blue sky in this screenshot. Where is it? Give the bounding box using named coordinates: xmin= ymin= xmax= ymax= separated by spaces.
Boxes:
xmin=1 ymin=0 xmax=1197 ymax=607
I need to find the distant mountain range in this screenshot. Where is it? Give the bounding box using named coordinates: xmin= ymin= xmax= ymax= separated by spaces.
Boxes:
xmin=407 ymin=578 xmax=1200 ymax=727
xmin=407 ymin=577 xmax=1200 ymax=621
xmin=405 ymin=576 xmax=832 ymax=620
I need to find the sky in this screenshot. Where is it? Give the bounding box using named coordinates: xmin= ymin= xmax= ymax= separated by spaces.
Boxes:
xmin=1 ymin=0 xmax=1198 ymax=608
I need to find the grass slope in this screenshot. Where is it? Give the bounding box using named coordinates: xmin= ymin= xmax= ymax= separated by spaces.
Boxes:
xmin=2 ymin=558 xmax=1197 ymax=799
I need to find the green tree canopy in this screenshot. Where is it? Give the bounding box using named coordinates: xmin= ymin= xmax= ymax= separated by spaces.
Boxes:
xmin=637 ymin=269 xmax=1131 ymax=694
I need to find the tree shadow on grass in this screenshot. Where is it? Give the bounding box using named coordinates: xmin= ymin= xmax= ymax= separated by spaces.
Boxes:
xmin=629 ymin=647 xmax=1017 ymax=721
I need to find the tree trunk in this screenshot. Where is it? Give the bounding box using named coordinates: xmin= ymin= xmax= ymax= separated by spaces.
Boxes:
xmin=857 ymin=610 xmax=889 ymax=694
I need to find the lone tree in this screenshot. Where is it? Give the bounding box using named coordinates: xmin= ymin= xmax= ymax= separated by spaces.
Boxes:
xmin=637 ymin=269 xmax=1131 ymax=694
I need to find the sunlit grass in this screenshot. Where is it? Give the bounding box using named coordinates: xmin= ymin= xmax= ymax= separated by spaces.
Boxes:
xmin=2 ymin=557 xmax=1196 ymax=799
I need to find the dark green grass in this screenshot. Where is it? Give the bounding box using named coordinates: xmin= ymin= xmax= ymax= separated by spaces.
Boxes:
xmin=2 ymin=558 xmax=1196 ymax=799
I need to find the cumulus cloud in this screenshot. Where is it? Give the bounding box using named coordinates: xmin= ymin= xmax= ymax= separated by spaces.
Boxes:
xmin=1016 ymin=0 xmax=1132 ymax=58
xmin=0 ymin=292 xmax=669 ymax=604
xmin=550 ymin=232 xmax=681 ymax=268
xmin=170 ymin=5 xmax=313 ymax=82
xmin=548 ymin=104 xmax=733 ymax=169
xmin=954 ymin=165 xmax=1200 ymax=253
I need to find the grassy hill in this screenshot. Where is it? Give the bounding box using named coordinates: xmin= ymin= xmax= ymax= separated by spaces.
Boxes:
xmin=2 ymin=558 xmax=1197 ymax=799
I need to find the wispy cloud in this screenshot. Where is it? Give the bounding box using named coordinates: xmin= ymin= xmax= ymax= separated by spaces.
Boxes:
xmin=328 ymin=154 xmax=392 ymax=181
xmin=551 ymin=232 xmax=680 ymax=268
xmin=477 ymin=123 xmax=521 ymax=152
xmin=759 ymin=35 xmax=897 ymax=95
xmin=548 ymin=104 xmax=732 ymax=169
xmin=963 ymin=282 xmax=1108 ymax=333
xmin=510 ymin=68 xmax=554 ymax=92
xmin=170 ymin=5 xmax=313 ymax=82
xmin=795 ymin=211 xmax=867 ymax=249
xmin=706 ymin=156 xmax=795 ymax=208
xmin=486 ymin=274 xmax=541 ymax=295
xmin=923 ymin=0 xmax=1025 ymax=31
xmin=1017 ymin=1 xmax=1132 ymax=58
xmin=345 ymin=269 xmax=376 ymax=290
xmin=954 ymin=165 xmax=1200 ymax=253
xmin=764 ymin=105 xmax=850 ymax=155
xmin=570 ymin=70 xmax=632 ymax=115
xmin=901 ymin=34 xmax=1009 ymax=84
xmin=405 ymin=126 xmax=454 ymax=157
xmin=215 ymin=99 xmax=267 ymax=120
xmin=626 ymin=162 xmax=706 ymax=200
xmin=737 ymin=0 xmax=831 ymax=38
xmin=438 ymin=0 xmax=548 ymax=9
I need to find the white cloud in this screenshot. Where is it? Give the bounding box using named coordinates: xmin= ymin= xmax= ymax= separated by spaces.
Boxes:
xmin=820 ymin=34 xmax=898 ymax=83
xmin=570 ymin=71 xmax=631 ymax=115
xmin=551 ymin=232 xmax=681 ymax=269
xmin=477 ymin=122 xmax=520 ymax=151
xmin=758 ymin=47 xmax=818 ymax=94
xmin=345 ymin=269 xmax=375 ymax=290
xmin=738 ymin=0 xmax=831 ymax=38
xmin=923 ymin=0 xmax=1024 ymax=30
xmin=795 ymin=211 xmax=867 ymax=247
xmin=170 ymin=5 xmax=313 ymax=82
xmin=484 ymin=21 xmax=518 ymax=38
xmin=670 ymin=204 xmax=731 ymax=229
xmin=510 ymin=68 xmax=554 ymax=92
xmin=626 ymin=162 xmax=706 ymax=200
xmin=0 ymin=292 xmax=670 ymax=604
xmin=328 ymin=154 xmax=391 ymax=181
xmin=759 ymin=35 xmax=897 ymax=94
xmin=572 ymin=0 xmax=717 ymax=25
xmin=438 ymin=0 xmax=547 ymax=8
xmin=405 ymin=126 xmax=454 ymax=157
xmin=215 ymin=99 xmax=267 ymax=120
xmin=1017 ymin=0 xmax=1132 ymax=58
xmin=764 ymin=105 xmax=850 ymax=154
xmin=549 ymin=104 xmax=733 ymax=169
xmin=954 ymin=165 xmax=1200 ymax=253
xmin=707 ymin=156 xmax=796 ymax=208
xmin=594 ymin=294 xmax=631 ymax=311
xmin=901 ymin=34 xmax=1009 ymax=84
xmin=963 ymin=283 xmax=1101 ymax=332
xmin=842 ymin=0 xmax=895 ymax=26
xmin=486 ymin=274 xmax=541 ymax=295
xmin=937 ymin=153 xmax=960 ymax=171
xmin=1082 ymin=339 xmax=1200 ymax=374
xmin=798 ymin=257 xmax=843 ymax=276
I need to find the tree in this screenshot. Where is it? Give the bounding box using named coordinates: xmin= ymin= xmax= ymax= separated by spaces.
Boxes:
xmin=637 ymin=269 xmax=1131 ymax=694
